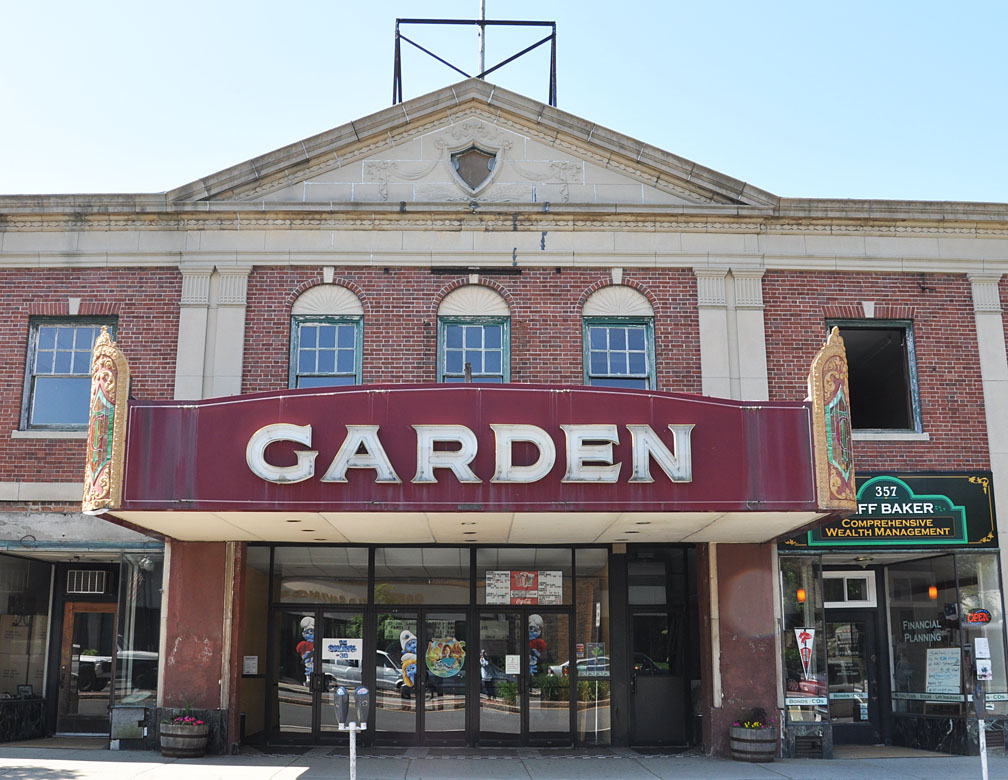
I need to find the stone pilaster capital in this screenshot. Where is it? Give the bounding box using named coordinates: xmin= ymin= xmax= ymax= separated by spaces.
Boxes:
xmin=694 ymin=267 xmax=729 ymax=308
xmin=968 ymin=273 xmax=1003 ymax=313
xmin=216 ymin=266 xmax=252 ymax=306
xmin=179 ymin=267 xmax=213 ymax=305
xmin=731 ymin=269 xmax=765 ymax=309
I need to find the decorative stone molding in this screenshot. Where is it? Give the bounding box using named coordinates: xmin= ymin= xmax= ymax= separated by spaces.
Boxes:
xmin=861 ymin=301 xmax=875 ymax=318
xmin=509 ymin=159 xmax=583 ymax=203
xmin=291 ymin=285 xmax=364 ymax=316
xmin=732 ymin=270 xmax=765 ymax=309
xmin=180 ymin=268 xmax=213 ymax=305
xmin=438 ymin=285 xmax=510 ymax=316
xmin=968 ymin=274 xmax=1003 ymax=313
xmin=216 ymin=268 xmax=251 ymax=305
xmin=582 ymin=285 xmax=653 ymax=317
xmin=432 ymin=120 xmax=514 ymax=198
xmin=694 ymin=269 xmax=728 ymax=307
xmin=363 ymin=159 xmax=441 ymax=201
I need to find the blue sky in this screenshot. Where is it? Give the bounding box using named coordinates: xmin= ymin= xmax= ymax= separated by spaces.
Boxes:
xmin=2 ymin=1 xmax=1004 ymax=201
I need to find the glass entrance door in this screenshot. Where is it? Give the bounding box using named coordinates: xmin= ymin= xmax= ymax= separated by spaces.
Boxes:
xmin=478 ymin=609 xmax=572 ymax=745
xmin=57 ymin=602 xmax=116 ymax=734
xmin=271 ymin=608 xmax=363 ymax=743
xmin=374 ymin=610 xmax=468 ymax=745
xmin=826 ymin=611 xmax=880 ymax=744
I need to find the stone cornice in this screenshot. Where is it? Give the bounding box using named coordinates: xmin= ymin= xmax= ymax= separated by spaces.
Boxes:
xmin=5 ymin=207 xmax=1008 ymax=236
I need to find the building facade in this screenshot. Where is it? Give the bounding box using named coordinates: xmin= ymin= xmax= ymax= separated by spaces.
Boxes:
xmin=0 ymin=79 xmax=1006 ymax=757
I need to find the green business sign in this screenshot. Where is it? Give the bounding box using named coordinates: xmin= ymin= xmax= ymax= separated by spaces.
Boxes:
xmin=781 ymin=472 xmax=996 ymax=550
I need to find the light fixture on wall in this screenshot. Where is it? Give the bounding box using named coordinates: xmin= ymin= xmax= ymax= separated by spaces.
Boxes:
xmin=928 ymin=585 xmax=938 ymax=600
xmin=796 ymin=588 xmax=807 ymax=604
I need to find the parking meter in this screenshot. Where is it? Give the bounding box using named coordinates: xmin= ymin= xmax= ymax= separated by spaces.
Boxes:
xmin=334 ymin=685 xmax=349 ymax=727
xmin=974 ymin=682 xmax=987 ymax=719
xmin=355 ymin=686 xmax=370 ymax=727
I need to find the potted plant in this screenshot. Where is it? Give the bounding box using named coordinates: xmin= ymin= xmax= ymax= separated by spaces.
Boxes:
xmin=159 ymin=706 xmax=210 ymax=758
xmin=729 ymin=707 xmax=777 ymax=763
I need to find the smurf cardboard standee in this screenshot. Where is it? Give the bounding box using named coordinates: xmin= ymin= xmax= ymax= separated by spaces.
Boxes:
xmin=529 ymin=614 xmax=546 ymax=675
xmin=400 ymin=629 xmax=418 ymax=688
xmin=297 ymin=616 xmax=315 ymax=685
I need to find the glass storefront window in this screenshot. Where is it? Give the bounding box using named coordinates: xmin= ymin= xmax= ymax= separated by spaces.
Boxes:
xmin=374 ymin=548 xmax=470 ymax=604
xmin=780 ymin=556 xmax=828 ymax=721
xmin=272 ymin=547 xmax=368 ymax=604
xmin=114 ymin=552 xmax=163 ymax=705
xmin=0 ymin=554 xmax=51 ymax=697
xmin=575 ymin=549 xmax=610 ymax=744
xmin=886 ymin=555 xmax=962 ymax=715
xmin=956 ymin=554 xmax=1008 ymax=715
xmin=476 ymin=548 xmax=572 ymax=605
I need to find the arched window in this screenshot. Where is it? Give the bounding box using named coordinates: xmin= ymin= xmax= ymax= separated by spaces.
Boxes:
xmin=289 ymin=285 xmax=364 ymax=388
xmin=437 ymin=286 xmax=510 ymax=383
xmin=582 ymin=286 xmax=655 ymax=389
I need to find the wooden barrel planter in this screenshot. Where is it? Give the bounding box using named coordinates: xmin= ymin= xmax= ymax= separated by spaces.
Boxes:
xmin=729 ymin=725 xmax=776 ymax=762
xmin=160 ymin=722 xmax=210 ymax=758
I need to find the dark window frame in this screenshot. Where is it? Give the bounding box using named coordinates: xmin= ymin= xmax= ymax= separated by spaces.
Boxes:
xmin=21 ymin=317 xmax=116 ymax=430
xmin=827 ymin=319 xmax=923 ymax=433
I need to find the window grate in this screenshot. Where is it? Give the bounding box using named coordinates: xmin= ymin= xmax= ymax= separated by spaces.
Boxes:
xmin=67 ymin=569 xmax=106 ymax=595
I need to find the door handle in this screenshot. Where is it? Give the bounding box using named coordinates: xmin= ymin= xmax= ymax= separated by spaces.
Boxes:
xmin=630 ymin=672 xmax=637 ymax=694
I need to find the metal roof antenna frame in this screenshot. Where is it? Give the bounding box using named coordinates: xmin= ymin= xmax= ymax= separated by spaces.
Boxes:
xmin=393 ymin=15 xmax=557 ymax=107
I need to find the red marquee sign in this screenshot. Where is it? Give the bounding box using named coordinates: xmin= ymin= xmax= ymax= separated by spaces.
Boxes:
xmin=119 ymin=384 xmax=823 ymax=514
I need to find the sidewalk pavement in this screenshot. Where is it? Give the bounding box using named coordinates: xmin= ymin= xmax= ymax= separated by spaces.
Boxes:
xmin=1 ymin=746 xmax=1007 ymax=780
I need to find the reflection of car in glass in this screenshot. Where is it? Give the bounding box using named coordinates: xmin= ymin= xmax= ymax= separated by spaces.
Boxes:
xmin=549 ymin=652 xmax=661 ymax=677
xmin=786 ymin=674 xmax=827 ymax=699
xmin=76 ymin=640 xmax=159 ymax=692
xmin=322 ymin=650 xmax=402 ymax=692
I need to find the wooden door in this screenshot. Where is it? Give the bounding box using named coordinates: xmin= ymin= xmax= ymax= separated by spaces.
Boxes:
xmin=57 ymin=602 xmax=116 ymax=734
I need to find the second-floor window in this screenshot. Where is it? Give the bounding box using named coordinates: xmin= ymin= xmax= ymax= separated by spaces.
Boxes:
xmin=290 ymin=316 xmax=362 ymax=388
xmin=828 ymin=320 xmax=922 ymax=432
xmin=438 ymin=317 xmax=509 ymax=383
xmin=23 ymin=318 xmax=115 ymax=428
xmin=583 ymin=318 xmax=654 ymax=389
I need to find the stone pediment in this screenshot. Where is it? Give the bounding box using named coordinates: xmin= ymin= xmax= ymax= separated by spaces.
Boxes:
xmin=167 ymin=79 xmax=777 ymax=209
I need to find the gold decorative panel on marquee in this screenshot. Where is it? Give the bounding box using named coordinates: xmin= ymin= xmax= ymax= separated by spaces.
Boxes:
xmin=82 ymin=327 xmax=130 ymax=514
xmin=807 ymin=326 xmax=856 ymax=511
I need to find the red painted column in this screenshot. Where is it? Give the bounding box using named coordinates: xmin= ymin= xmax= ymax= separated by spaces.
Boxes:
xmin=698 ymin=542 xmax=779 ymax=756
xmin=162 ymin=541 xmax=228 ymax=709
xmin=226 ymin=543 xmax=247 ymax=750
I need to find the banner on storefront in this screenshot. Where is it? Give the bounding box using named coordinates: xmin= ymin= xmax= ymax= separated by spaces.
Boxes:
xmin=795 ymin=627 xmax=815 ymax=681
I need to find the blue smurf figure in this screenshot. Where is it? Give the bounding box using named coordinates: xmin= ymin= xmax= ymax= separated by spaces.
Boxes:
xmin=400 ymin=629 xmax=418 ymax=688
xmin=528 ymin=614 xmax=546 ymax=675
xmin=296 ymin=616 xmax=315 ymax=685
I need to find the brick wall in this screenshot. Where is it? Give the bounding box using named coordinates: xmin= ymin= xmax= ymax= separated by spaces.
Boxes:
xmin=763 ymin=271 xmax=989 ymax=470
xmin=2 ymin=263 xmax=996 ymax=483
xmin=242 ymin=266 xmax=701 ymax=394
xmin=0 ymin=268 xmax=180 ymax=482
